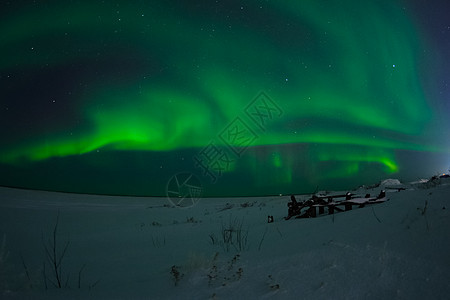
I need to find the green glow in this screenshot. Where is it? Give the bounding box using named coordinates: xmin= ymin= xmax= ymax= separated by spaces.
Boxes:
xmin=0 ymin=0 xmax=447 ymax=194
xmin=272 ymin=152 xmax=283 ymax=168
xmin=316 ymin=146 xmax=399 ymax=173
xmin=321 ymin=162 xmax=360 ymax=179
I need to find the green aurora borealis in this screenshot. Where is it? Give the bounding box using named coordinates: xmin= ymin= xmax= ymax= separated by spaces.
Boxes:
xmin=1 ymin=0 xmax=449 ymax=196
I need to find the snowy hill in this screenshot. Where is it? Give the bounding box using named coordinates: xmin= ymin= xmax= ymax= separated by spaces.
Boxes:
xmin=1 ymin=177 xmax=449 ymax=299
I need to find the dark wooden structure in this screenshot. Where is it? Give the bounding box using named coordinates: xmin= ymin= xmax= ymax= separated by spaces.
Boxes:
xmin=285 ymin=192 xmax=387 ymax=220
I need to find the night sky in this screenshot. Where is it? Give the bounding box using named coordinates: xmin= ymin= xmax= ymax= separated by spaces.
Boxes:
xmin=1 ymin=0 xmax=449 ymax=197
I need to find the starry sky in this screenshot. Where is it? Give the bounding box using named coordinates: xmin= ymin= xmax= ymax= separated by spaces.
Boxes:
xmin=1 ymin=0 xmax=449 ymax=196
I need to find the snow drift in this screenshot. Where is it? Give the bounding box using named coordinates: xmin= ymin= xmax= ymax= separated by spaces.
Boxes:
xmin=0 ymin=177 xmax=449 ymax=299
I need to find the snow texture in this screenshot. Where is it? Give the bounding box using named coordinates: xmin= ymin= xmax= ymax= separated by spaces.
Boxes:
xmin=0 ymin=177 xmax=449 ymax=299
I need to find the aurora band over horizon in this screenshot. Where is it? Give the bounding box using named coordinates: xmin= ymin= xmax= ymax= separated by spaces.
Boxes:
xmin=0 ymin=0 xmax=448 ymax=196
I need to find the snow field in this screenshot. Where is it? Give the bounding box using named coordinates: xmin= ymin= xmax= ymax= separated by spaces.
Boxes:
xmin=0 ymin=178 xmax=449 ymax=299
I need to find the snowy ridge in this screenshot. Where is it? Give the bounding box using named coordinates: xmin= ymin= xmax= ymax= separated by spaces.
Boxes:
xmin=0 ymin=178 xmax=449 ymax=299
xmin=379 ymin=178 xmax=402 ymax=186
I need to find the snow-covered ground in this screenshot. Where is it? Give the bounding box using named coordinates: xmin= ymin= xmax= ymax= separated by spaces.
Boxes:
xmin=1 ymin=177 xmax=449 ymax=299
